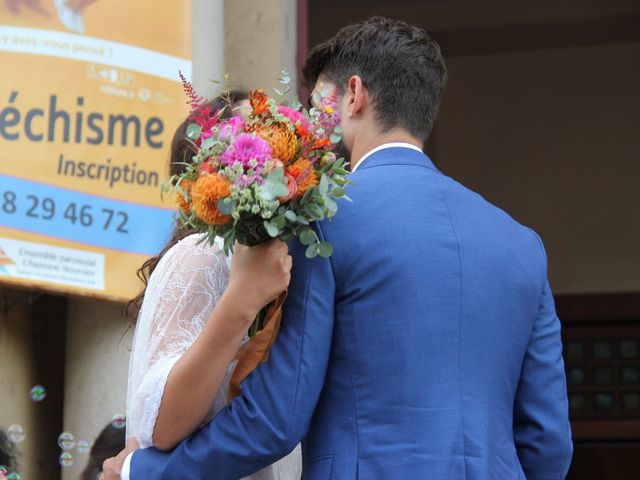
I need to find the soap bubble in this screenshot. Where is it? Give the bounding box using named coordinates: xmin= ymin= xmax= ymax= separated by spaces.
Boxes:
xmin=59 ymin=452 xmax=74 ymax=468
xmin=29 ymin=385 xmax=47 ymax=402
xmin=111 ymin=414 xmax=126 ymax=430
xmin=7 ymin=425 xmax=25 ymax=444
xmin=58 ymin=432 xmax=75 ymax=450
xmin=76 ymin=440 xmax=90 ymax=454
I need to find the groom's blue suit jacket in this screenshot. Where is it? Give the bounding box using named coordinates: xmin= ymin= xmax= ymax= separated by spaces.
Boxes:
xmin=132 ymin=147 xmax=573 ymax=479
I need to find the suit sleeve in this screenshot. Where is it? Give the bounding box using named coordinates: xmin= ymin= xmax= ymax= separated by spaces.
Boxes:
xmin=130 ymin=224 xmax=336 ymax=479
xmin=514 ymin=233 xmax=573 ymax=479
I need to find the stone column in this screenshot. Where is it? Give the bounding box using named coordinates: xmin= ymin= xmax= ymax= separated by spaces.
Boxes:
xmin=224 ymin=0 xmax=298 ymax=96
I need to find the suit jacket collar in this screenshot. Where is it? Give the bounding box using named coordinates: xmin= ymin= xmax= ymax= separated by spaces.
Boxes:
xmin=355 ymin=146 xmax=438 ymax=172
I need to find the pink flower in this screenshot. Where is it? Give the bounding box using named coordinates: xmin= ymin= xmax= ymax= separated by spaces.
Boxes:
xmin=218 ymin=115 xmax=247 ymax=141
xmin=278 ymin=106 xmax=310 ymax=131
xmin=220 ymin=133 xmax=272 ymax=171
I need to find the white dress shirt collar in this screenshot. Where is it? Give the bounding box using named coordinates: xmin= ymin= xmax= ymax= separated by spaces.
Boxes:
xmin=351 ymin=142 xmax=423 ymax=173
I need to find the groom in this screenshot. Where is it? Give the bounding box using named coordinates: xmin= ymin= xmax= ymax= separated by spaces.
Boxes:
xmin=107 ymin=16 xmax=573 ymax=479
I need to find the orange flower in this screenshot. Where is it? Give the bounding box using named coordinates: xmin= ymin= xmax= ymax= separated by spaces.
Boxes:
xmin=250 ymin=89 xmax=269 ymax=116
xmin=312 ymin=138 xmax=331 ymax=150
xmin=251 ymin=123 xmax=297 ymax=163
xmin=191 ymin=174 xmax=232 ymax=225
xmin=175 ymin=180 xmax=193 ymax=214
xmin=286 ymin=159 xmax=318 ymax=197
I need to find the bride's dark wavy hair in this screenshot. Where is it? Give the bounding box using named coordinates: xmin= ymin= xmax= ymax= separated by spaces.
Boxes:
xmin=125 ymin=90 xmax=249 ymax=322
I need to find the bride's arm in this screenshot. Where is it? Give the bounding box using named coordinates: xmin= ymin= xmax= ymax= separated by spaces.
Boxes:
xmin=129 ymin=239 xmax=291 ymax=452
xmin=151 ymin=282 xmax=255 ymax=451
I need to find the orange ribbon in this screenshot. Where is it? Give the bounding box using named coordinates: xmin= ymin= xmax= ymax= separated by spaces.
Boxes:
xmin=227 ymin=290 xmax=288 ymax=403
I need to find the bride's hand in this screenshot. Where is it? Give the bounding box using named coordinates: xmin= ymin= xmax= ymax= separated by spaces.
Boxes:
xmin=226 ymin=240 xmax=292 ymax=319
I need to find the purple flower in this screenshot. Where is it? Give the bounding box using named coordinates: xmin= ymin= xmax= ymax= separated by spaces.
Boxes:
xmin=218 ymin=115 xmax=246 ymax=141
xmin=220 ymin=133 xmax=272 ymax=171
xmin=235 ymin=174 xmax=265 ymax=188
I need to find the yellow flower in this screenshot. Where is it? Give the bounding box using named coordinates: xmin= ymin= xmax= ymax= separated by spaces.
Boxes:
xmin=324 ymin=105 xmax=334 ymax=115
xmin=251 ymin=123 xmax=297 ymax=163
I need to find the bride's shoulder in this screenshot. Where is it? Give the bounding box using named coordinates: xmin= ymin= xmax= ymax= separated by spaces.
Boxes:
xmin=157 ymin=233 xmax=229 ymax=273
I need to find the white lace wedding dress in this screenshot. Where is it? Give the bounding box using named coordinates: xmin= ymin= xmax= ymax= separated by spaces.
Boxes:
xmin=126 ymin=233 xmax=302 ymax=479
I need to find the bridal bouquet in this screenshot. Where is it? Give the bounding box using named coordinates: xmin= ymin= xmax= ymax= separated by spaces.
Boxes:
xmin=166 ymin=73 xmax=350 ymax=399
xmin=168 ymin=72 xmax=350 ymax=259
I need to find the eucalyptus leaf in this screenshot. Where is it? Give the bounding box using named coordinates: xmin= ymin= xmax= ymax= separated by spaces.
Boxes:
xmin=200 ymin=137 xmax=215 ymax=149
xmin=307 ymin=203 xmax=325 ymax=220
xmin=218 ymin=198 xmax=236 ymax=215
xmin=300 ymin=229 xmax=317 ymax=246
xmin=264 ymin=221 xmax=279 ymax=238
xmin=319 ymin=175 xmax=329 ymax=195
xmin=273 ymin=183 xmax=290 ymax=197
xmin=324 ymin=197 xmax=338 ymax=214
xmin=260 ymin=185 xmax=276 ymax=201
xmin=185 ymin=123 xmax=201 ymax=140
xmin=272 ymin=215 xmax=287 ymax=229
xmin=284 ymin=210 xmax=297 ymax=222
xmin=317 ymin=242 xmax=334 ymax=258
xmin=305 ymin=244 xmax=319 ymax=259
xmin=332 ymin=187 xmax=346 ymax=197
xmin=268 ymin=166 xmax=286 ymax=183
xmin=330 ymin=133 xmax=341 ymax=144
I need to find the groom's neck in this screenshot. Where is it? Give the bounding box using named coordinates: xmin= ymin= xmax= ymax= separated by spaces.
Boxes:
xmin=349 ymin=127 xmax=423 ymax=171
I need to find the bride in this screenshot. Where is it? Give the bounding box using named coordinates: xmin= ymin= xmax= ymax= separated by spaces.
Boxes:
xmin=124 ymin=92 xmax=302 ymax=479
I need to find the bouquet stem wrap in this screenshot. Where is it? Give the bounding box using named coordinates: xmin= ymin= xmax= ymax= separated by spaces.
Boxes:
xmin=227 ymin=290 xmax=288 ymax=402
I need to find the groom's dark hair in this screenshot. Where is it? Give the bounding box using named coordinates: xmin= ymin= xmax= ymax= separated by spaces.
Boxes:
xmin=303 ymin=16 xmax=447 ymax=141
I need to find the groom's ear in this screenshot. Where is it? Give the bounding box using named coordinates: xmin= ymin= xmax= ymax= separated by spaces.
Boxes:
xmin=346 ymin=75 xmax=369 ymax=119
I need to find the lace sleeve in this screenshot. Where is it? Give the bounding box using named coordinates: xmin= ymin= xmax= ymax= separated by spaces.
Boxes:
xmin=125 ymin=234 xmax=230 ymax=448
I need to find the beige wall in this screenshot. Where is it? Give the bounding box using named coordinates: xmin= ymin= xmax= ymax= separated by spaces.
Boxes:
xmin=0 ymin=289 xmax=66 ymax=479
xmin=0 ymin=290 xmax=38 ymax=479
xmin=225 ymin=0 xmax=297 ymax=95
xmin=435 ymin=42 xmax=640 ymax=294
xmin=61 ymin=298 xmax=133 ymax=480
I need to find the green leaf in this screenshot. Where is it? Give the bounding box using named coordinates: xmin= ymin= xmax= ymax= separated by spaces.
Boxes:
xmin=264 ymin=221 xmax=279 ymax=238
xmin=300 ymin=229 xmax=317 ymax=246
xmin=218 ymin=198 xmax=236 ymax=215
xmin=305 ymin=244 xmax=319 ymax=259
xmin=272 ymin=215 xmax=287 ymax=229
xmin=284 ymin=210 xmax=297 ymax=222
xmin=332 ymin=187 xmax=346 ymax=197
xmin=200 ymin=137 xmax=215 ymax=149
xmin=307 ymin=203 xmax=325 ymax=220
xmin=319 ymin=175 xmax=329 ymax=196
xmin=317 ymin=241 xmax=334 ymax=258
xmin=272 ymin=183 xmax=290 ymax=197
xmin=324 ymin=197 xmax=338 ymax=213
xmin=185 ymin=123 xmax=201 ymax=140
xmin=330 ymin=133 xmax=341 ymax=144
xmin=267 ymin=167 xmax=285 ymax=183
